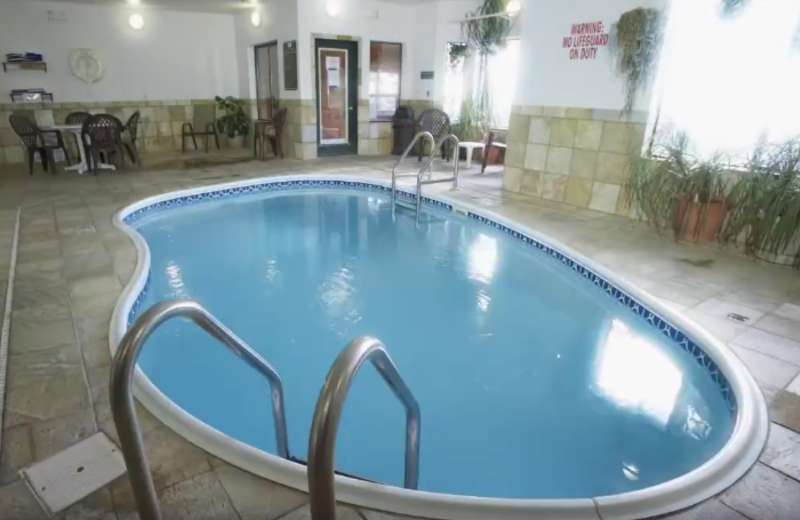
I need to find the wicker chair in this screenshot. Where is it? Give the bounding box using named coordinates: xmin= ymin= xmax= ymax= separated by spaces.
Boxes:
xmin=8 ymin=113 xmax=70 ymax=175
xmin=121 ymin=111 xmax=142 ymax=167
xmin=182 ymin=104 xmax=220 ymax=153
xmin=254 ymin=107 xmax=288 ymax=160
xmin=82 ymin=114 xmax=125 ymax=175
xmin=417 ymin=109 xmax=452 ymax=162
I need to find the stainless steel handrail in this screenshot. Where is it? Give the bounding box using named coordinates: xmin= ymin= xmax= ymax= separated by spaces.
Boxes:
xmin=415 ymin=134 xmax=460 ymax=223
xmin=391 ymin=131 xmax=434 ymax=219
xmin=308 ymin=336 xmax=421 ymax=520
xmin=110 ymin=300 xmax=290 ymax=520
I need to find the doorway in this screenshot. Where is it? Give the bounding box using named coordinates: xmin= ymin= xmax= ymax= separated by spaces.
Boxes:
xmin=255 ymin=41 xmax=280 ymax=119
xmin=315 ymin=38 xmax=358 ymax=156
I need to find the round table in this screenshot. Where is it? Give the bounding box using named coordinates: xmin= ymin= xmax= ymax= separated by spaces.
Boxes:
xmin=458 ymin=141 xmax=485 ymax=169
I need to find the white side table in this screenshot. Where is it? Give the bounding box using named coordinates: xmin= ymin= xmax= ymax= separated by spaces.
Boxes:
xmin=458 ymin=141 xmax=485 ymax=169
xmin=45 ymin=124 xmax=116 ymax=175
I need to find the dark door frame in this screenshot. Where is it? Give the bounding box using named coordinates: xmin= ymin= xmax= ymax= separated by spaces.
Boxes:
xmin=314 ymin=38 xmax=358 ymax=156
xmin=254 ymin=40 xmax=278 ymax=119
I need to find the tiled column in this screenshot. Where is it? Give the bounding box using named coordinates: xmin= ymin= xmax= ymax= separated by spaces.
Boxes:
xmin=504 ymin=105 xmax=647 ymax=217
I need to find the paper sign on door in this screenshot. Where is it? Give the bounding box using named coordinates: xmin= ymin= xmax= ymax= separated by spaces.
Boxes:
xmin=326 ymin=56 xmax=341 ymax=89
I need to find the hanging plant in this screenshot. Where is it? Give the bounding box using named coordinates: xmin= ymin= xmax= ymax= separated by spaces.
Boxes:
xmin=608 ymin=7 xmax=665 ymax=114
xmin=464 ymin=0 xmax=515 ymax=57
xmin=448 ymin=42 xmax=470 ymax=68
xmin=720 ymin=0 xmax=748 ymax=17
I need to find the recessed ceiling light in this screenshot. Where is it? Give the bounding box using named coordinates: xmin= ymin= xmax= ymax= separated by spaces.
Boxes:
xmin=326 ymin=1 xmax=341 ymax=17
xmin=129 ymin=14 xmax=144 ymax=29
xmin=506 ymin=0 xmax=521 ymax=14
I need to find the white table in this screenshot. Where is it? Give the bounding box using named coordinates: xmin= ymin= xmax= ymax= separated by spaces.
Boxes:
xmin=47 ymin=124 xmax=116 ymax=175
xmin=459 ymin=141 xmax=485 ymax=169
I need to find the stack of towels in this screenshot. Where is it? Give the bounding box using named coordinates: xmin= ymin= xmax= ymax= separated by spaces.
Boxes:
xmin=5 ymin=52 xmax=44 ymax=63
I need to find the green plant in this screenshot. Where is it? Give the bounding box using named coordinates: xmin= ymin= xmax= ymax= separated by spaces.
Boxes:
xmin=464 ymin=0 xmax=515 ymax=56
xmin=448 ymin=42 xmax=469 ymax=68
xmin=626 ymin=133 xmax=729 ymax=238
xmin=454 ymin=98 xmax=487 ymax=142
xmin=721 ymin=0 xmax=748 ymax=16
xmin=609 ymin=8 xmax=665 ymax=114
xmin=721 ymin=138 xmax=800 ymax=267
xmin=214 ymin=96 xmax=250 ymax=138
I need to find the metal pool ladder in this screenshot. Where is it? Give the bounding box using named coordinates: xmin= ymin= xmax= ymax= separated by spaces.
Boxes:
xmin=391 ymin=131 xmax=460 ymax=224
xmin=307 ymin=336 xmax=421 ymax=520
xmin=109 ymin=300 xmax=290 ymax=520
xmin=110 ymin=303 xmax=420 ymax=520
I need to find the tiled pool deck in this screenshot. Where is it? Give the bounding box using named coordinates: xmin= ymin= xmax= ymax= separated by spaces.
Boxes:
xmin=1 ymin=155 xmax=800 ymax=520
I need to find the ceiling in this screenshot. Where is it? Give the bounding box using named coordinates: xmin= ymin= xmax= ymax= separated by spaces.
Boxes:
xmin=25 ymin=0 xmax=265 ymax=13
xmin=24 ymin=0 xmax=436 ymax=13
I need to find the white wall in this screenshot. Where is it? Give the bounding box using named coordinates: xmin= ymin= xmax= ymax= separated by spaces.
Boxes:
xmin=514 ymin=0 xmax=668 ymax=110
xmin=0 ymin=0 xmax=239 ymax=102
xmin=233 ymin=0 xmax=299 ymax=100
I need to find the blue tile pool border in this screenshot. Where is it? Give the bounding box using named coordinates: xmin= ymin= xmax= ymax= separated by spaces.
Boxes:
xmin=122 ymin=177 xmax=736 ymax=417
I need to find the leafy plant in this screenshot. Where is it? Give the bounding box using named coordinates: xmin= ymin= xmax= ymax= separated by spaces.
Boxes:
xmin=609 ymin=8 xmax=665 ymax=114
xmin=464 ymin=0 xmax=515 ymax=56
xmin=720 ymin=0 xmax=748 ymax=16
xmin=454 ymin=98 xmax=487 ymax=142
xmin=626 ymin=133 xmax=729 ymax=239
xmin=214 ymin=96 xmax=250 ymax=138
xmin=448 ymin=42 xmax=469 ymax=68
xmin=721 ymin=138 xmax=800 ymax=267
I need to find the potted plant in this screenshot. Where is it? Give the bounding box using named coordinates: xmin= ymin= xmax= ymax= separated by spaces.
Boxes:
xmin=608 ymin=8 xmax=665 ymax=114
xmin=454 ymin=98 xmax=487 ymax=160
xmin=721 ymin=138 xmax=800 ymax=267
xmin=215 ymin=96 xmax=250 ymax=148
xmin=627 ymin=133 xmax=730 ymax=242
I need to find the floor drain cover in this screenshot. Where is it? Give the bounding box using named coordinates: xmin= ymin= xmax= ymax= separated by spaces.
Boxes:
xmin=21 ymin=432 xmax=126 ymax=514
xmin=727 ymin=312 xmax=749 ymax=323
xmin=77 ymin=225 xmax=97 ymax=235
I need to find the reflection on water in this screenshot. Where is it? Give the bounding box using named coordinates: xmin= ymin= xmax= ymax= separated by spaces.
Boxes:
xmin=596 ymin=319 xmax=683 ymax=426
xmin=468 ymin=233 xmax=498 ymax=284
xmin=165 ymin=261 xmax=188 ymax=299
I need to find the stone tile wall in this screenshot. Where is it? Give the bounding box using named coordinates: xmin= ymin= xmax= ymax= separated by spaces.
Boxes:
xmin=503 ymin=105 xmax=648 ymax=216
xmin=0 ymin=99 xmax=229 ymax=164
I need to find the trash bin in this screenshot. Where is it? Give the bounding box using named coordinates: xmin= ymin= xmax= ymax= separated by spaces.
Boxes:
xmin=391 ymin=106 xmax=416 ymax=155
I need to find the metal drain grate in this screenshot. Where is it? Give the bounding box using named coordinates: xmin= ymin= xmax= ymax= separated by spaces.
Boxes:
xmin=21 ymin=432 xmax=126 ymax=514
xmin=727 ymin=312 xmax=749 ymax=323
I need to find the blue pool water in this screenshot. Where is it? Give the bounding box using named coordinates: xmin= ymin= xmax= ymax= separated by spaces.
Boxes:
xmin=133 ymin=188 xmax=733 ymax=499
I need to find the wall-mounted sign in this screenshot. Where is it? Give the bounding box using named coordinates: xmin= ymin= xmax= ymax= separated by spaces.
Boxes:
xmin=420 ymin=71 xmax=434 ymax=80
xmin=562 ymin=21 xmax=609 ymax=60
xmin=283 ymin=40 xmax=298 ymax=91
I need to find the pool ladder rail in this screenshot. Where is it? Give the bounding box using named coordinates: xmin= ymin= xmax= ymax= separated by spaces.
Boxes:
xmin=110 ymin=299 xmax=421 ymax=520
xmin=391 ymin=131 xmax=460 ymax=224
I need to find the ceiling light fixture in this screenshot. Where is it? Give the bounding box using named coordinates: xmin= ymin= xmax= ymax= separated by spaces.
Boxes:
xmin=506 ymin=0 xmax=521 ymax=14
xmin=326 ymin=1 xmax=341 ymax=17
xmin=251 ymin=10 xmax=261 ymax=26
xmin=128 ymin=14 xmax=144 ymax=29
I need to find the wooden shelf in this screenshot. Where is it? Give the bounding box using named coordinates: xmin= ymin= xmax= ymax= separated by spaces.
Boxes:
xmin=2 ymin=62 xmax=47 ymax=73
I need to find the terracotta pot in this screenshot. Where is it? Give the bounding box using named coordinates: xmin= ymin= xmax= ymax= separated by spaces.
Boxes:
xmin=487 ymin=147 xmax=503 ymax=164
xmin=675 ymin=197 xmax=728 ymax=242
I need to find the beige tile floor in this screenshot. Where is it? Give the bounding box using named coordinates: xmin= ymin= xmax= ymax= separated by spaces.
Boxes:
xmin=1 ymin=153 xmax=800 ymax=520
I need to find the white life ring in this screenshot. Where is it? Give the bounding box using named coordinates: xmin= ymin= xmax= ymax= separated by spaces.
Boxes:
xmin=70 ymin=49 xmax=104 ymax=84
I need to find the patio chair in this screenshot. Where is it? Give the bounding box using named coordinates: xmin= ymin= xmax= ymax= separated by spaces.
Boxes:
xmin=481 ymin=130 xmax=507 ymax=174
xmin=182 ymin=104 xmax=220 ymax=153
xmin=254 ymin=107 xmax=288 ymax=160
xmin=121 ymin=111 xmax=142 ymax=167
xmin=417 ymin=109 xmax=452 ymax=162
xmin=82 ymin=114 xmax=125 ymax=175
xmin=8 ymin=113 xmax=70 ymax=175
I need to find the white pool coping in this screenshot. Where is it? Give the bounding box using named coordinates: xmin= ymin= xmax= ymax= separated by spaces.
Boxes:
xmin=109 ymin=174 xmax=768 ymax=520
